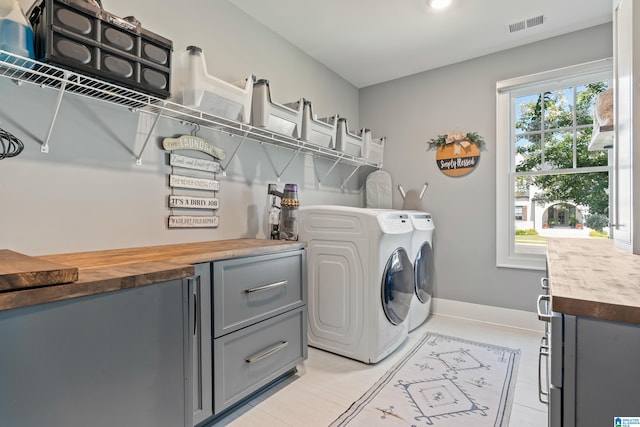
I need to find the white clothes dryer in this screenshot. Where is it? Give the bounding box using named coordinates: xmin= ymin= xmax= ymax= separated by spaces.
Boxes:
xmin=407 ymin=211 xmax=435 ymax=332
xmin=298 ymin=205 xmax=414 ymax=364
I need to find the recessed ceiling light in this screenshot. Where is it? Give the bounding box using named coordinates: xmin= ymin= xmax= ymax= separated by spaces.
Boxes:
xmin=429 ymin=0 xmax=452 ymax=10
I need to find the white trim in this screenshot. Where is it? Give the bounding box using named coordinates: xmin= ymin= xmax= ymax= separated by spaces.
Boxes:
xmin=496 ymin=58 xmax=613 ymax=93
xmin=432 ymin=298 xmax=544 ymax=333
xmin=495 ymin=60 xmax=613 ymax=270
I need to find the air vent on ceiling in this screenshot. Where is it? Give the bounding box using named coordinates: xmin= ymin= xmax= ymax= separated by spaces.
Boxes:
xmin=506 ymin=15 xmax=546 ymax=33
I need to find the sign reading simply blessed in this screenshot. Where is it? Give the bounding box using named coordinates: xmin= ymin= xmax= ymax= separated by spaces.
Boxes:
xmin=427 ymin=132 xmax=485 ymax=177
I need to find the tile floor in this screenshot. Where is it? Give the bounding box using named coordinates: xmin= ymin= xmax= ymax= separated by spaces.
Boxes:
xmin=209 ymin=314 xmax=548 ymax=426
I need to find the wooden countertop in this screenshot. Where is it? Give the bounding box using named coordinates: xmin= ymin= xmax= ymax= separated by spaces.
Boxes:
xmin=547 ymin=238 xmax=640 ymax=324
xmin=0 ymin=239 xmax=306 ymax=312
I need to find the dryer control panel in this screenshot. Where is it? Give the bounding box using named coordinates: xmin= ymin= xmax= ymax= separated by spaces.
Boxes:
xmin=378 ymin=213 xmax=413 ymax=234
xmin=410 ymin=213 xmax=435 ymax=231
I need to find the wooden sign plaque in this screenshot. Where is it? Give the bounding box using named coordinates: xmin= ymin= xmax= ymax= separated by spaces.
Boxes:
xmin=163 ymin=135 xmax=226 ymax=160
xmin=170 ymin=153 xmax=221 ymax=173
xmin=169 ymin=195 xmax=219 ymax=209
xmin=169 ymin=174 xmax=220 ymax=191
xmin=168 ymin=215 xmax=220 ymax=228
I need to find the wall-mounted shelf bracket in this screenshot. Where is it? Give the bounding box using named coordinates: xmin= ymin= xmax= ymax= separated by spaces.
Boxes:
xmin=316 ymin=157 xmax=342 ymax=187
xmin=340 ymin=164 xmax=362 ymax=190
xmin=261 ymin=143 xmax=302 ymax=181
xmin=41 ymin=71 xmax=70 ymax=153
xmin=220 ymin=131 xmax=249 ymax=176
xmin=136 ymin=102 xmax=167 ymax=165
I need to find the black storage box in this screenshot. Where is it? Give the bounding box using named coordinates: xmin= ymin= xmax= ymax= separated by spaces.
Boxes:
xmin=28 ymin=0 xmax=173 ymax=99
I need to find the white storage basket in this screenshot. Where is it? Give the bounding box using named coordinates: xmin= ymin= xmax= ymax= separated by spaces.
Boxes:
xmin=335 ymin=117 xmax=364 ymax=158
xmin=301 ymin=100 xmax=338 ymax=149
xmin=360 ymin=129 xmax=385 ymax=165
xmin=251 ymin=79 xmax=303 ymax=139
xmin=178 ymin=46 xmax=255 ymax=124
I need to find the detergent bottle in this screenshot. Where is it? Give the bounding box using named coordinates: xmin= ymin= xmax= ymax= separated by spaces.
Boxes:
xmin=0 ymin=0 xmax=34 ymax=60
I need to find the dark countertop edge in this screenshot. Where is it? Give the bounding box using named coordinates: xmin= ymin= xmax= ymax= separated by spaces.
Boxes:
xmin=552 ymin=295 xmax=640 ymax=325
xmin=37 ymin=239 xmax=307 ymax=267
xmin=0 ymin=262 xmax=195 ymax=312
xmin=164 ymin=242 xmax=307 ymax=264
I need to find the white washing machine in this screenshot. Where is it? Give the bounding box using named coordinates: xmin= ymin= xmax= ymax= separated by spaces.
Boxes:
xmin=407 ymin=211 xmax=435 ymax=332
xmin=298 ymin=205 xmax=414 ymax=364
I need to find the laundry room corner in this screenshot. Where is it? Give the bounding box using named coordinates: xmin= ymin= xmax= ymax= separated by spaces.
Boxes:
xmin=359 ymin=23 xmax=613 ymax=315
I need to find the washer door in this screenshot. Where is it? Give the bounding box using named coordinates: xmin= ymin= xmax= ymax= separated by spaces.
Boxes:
xmin=414 ymin=241 xmax=434 ymax=304
xmin=381 ymin=248 xmax=414 ymax=325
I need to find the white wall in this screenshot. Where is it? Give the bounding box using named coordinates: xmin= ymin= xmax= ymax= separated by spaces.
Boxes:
xmin=2 ymin=0 xmax=364 ymax=255
xmin=359 ymin=23 xmax=613 ymax=311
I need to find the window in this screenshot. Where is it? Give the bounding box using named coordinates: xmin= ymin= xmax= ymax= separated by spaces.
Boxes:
xmin=496 ymin=59 xmax=613 ymax=270
xmin=515 ymin=206 xmax=523 ymax=221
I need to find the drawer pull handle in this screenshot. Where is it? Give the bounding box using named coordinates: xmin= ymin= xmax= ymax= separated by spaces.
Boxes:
xmin=538 ymin=336 xmax=550 ymax=404
xmin=537 ymin=294 xmax=551 ymax=322
xmin=245 ymin=280 xmax=288 ymax=294
xmin=245 ymin=341 xmax=289 ymax=364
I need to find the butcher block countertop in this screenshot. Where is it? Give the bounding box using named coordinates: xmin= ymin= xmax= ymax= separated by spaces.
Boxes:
xmin=547 ymin=238 xmax=640 ymax=324
xmin=0 ymin=239 xmax=306 ymax=312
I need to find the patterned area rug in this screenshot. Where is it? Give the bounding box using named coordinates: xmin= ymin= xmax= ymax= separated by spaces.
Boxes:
xmin=330 ymin=333 xmax=520 ymax=427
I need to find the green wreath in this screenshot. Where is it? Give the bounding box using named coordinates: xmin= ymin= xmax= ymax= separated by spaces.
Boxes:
xmin=427 ymin=131 xmax=485 ymax=151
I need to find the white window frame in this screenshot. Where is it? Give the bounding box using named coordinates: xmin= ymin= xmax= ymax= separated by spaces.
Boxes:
xmin=496 ymin=58 xmax=613 ymax=270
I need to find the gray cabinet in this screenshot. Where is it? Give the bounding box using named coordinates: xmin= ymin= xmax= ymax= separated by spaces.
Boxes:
xmin=549 ymin=313 xmax=640 ymax=426
xmin=0 ymin=279 xmax=189 ymax=427
xmin=211 ymin=249 xmax=307 ymax=415
xmin=189 ymin=263 xmax=213 ymax=426
xmin=0 ymin=248 xmax=307 ymax=427
xmin=213 ymin=250 xmax=306 ymax=337
xmin=214 ymin=307 xmax=306 ymax=413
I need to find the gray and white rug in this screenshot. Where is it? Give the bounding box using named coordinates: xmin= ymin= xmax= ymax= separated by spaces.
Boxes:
xmin=330 ymin=333 xmax=520 ymax=426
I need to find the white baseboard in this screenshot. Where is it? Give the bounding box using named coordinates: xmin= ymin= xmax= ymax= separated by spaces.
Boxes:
xmin=432 ymin=298 xmax=544 ymax=333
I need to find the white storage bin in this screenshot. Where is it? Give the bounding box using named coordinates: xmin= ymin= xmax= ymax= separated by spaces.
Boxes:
xmin=179 ymin=46 xmax=255 ymax=124
xmin=301 ymin=100 xmax=338 ymax=149
xmin=335 ymin=117 xmax=364 ymax=158
xmin=251 ymin=79 xmax=303 ymax=139
xmin=360 ymin=129 xmax=385 ymax=165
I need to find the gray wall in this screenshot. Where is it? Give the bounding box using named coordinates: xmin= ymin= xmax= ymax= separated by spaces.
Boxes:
xmin=1 ymin=1 xmax=613 ymax=312
xmin=2 ymin=0 xmax=364 ymax=255
xmin=359 ymin=23 xmax=613 ymax=311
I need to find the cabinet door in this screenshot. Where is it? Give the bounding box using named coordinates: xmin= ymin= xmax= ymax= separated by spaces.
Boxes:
xmin=213 ymin=307 xmax=307 ymax=414
xmin=190 ymin=263 xmax=213 ymax=426
xmin=212 ymin=250 xmax=306 ymax=337
xmin=574 ymin=316 xmax=640 ymax=427
xmin=0 ymin=280 xmax=188 ymax=427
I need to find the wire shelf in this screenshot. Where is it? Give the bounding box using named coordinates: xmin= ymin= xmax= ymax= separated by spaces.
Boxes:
xmin=0 ymin=50 xmax=381 ymax=169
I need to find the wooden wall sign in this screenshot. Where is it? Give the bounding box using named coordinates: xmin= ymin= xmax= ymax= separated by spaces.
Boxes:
xmin=163 ymin=135 xmax=226 ymax=160
xmin=169 ymin=174 xmax=220 ymax=191
xmin=168 ymin=215 xmax=219 ymax=228
xmin=427 ymin=132 xmax=485 ymax=177
xmin=169 ymin=195 xmax=219 ymax=209
xmin=164 ymin=132 xmax=222 ymax=230
xmin=170 ymin=153 xmax=221 ymax=173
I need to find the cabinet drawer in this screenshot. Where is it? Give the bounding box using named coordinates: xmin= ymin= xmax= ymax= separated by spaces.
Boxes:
xmin=213 ymin=250 xmax=306 ymax=337
xmin=213 ymin=307 xmax=307 ymax=414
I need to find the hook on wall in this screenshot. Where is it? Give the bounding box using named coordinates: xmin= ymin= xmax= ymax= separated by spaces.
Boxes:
xmin=191 ymin=122 xmax=201 ymax=136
